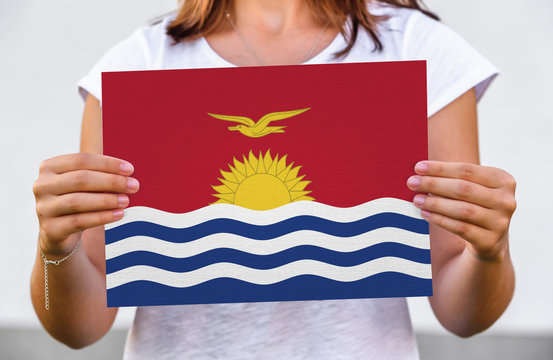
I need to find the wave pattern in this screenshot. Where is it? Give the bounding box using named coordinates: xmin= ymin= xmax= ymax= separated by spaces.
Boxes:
xmin=107 ymin=273 xmax=433 ymax=307
xmin=106 ymin=213 xmax=428 ymax=244
xmin=105 ymin=198 xmax=424 ymax=229
xmin=105 ymin=199 xmax=432 ymax=306
xmin=106 ymin=242 xmax=431 ymax=273
xmin=107 ymin=258 xmax=431 ymax=289
xmin=105 ymin=229 xmax=430 ymax=260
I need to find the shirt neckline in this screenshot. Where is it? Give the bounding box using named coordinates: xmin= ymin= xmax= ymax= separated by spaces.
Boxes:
xmin=199 ymin=30 xmax=345 ymax=67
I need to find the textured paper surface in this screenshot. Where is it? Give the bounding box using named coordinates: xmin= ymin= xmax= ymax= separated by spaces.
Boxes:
xmin=102 ymin=61 xmax=431 ymax=307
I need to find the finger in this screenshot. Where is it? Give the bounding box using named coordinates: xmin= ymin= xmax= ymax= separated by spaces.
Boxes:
xmin=43 ymin=193 xmax=130 ymax=217
xmin=421 ymin=210 xmax=505 ymax=258
xmin=407 ymin=175 xmax=499 ymax=208
xmin=414 ymin=194 xmax=503 ymax=231
xmin=414 ymin=161 xmax=516 ymax=190
xmin=420 ymin=209 xmax=491 ymax=246
xmin=43 ymin=209 xmax=125 ymax=242
xmin=45 ymin=170 xmax=139 ymax=195
xmin=40 ymin=153 xmax=134 ymax=176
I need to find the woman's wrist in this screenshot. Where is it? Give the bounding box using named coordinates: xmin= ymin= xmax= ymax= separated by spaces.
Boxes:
xmin=37 ymin=231 xmax=82 ymax=311
xmin=38 ymin=231 xmax=81 ymax=259
xmin=464 ymin=232 xmax=511 ymax=264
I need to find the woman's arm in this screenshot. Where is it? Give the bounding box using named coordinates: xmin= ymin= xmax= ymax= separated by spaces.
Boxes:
xmin=30 ymin=94 xmax=135 ymax=348
xmin=409 ymin=89 xmax=516 ymax=337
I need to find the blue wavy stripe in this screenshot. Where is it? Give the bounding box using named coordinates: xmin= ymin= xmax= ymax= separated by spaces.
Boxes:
xmin=106 ymin=213 xmax=429 ymax=244
xmin=107 ymin=272 xmax=433 ymax=307
xmin=106 ymin=243 xmax=431 ymax=274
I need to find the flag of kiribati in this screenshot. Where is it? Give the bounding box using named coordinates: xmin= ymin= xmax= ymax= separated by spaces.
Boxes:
xmin=102 ymin=61 xmax=432 ymax=307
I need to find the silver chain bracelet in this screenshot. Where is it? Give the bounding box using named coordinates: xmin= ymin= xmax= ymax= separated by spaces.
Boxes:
xmin=38 ymin=234 xmax=80 ymax=310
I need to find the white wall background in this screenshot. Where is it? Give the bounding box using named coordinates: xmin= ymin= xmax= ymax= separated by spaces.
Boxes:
xmin=1 ymin=0 xmax=552 ymax=336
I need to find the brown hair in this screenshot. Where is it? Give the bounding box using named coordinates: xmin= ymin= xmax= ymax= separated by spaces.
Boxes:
xmin=166 ymin=0 xmax=438 ymax=57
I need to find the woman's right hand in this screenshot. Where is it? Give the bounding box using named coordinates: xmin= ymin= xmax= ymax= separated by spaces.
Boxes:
xmin=33 ymin=153 xmax=139 ymax=255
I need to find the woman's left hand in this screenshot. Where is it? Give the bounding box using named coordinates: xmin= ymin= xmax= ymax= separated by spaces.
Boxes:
xmin=407 ymin=161 xmax=517 ymax=261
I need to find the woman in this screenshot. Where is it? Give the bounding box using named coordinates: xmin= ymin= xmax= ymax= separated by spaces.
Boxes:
xmin=31 ymin=0 xmax=516 ymax=358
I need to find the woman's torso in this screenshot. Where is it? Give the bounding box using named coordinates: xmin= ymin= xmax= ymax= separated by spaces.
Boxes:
xmin=119 ymin=7 xmax=420 ymax=359
xmin=78 ymin=4 xmax=496 ymax=358
xmin=123 ymin=298 xmax=419 ymax=360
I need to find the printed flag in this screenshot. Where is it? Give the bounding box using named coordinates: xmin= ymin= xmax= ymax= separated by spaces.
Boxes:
xmin=102 ymin=61 xmax=431 ymax=307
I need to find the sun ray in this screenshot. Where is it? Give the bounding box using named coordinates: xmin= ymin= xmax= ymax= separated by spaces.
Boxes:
xmin=229 ymin=165 xmax=246 ymax=182
xmin=285 ymin=175 xmax=305 ymax=190
xmin=243 ymin=155 xmax=256 ymax=177
xmin=248 ymin=151 xmax=258 ymax=171
xmin=233 ymin=157 xmax=246 ymax=176
xmin=212 ymin=193 xmax=235 ymax=202
xmin=277 ymin=163 xmax=294 ymax=181
xmin=218 ymin=178 xmax=239 ymax=192
xmin=257 ymin=151 xmax=267 ymax=173
xmin=263 ymin=150 xmax=273 ymax=170
xmin=212 ymin=184 xmax=232 ymax=194
xmin=290 ymin=180 xmax=311 ymax=192
xmin=276 ymin=155 xmax=288 ymax=174
xmin=290 ymin=191 xmax=312 ymax=201
xmin=220 ymin=170 xmax=238 ymax=183
xmin=212 ymin=198 xmax=232 ymax=204
xmin=294 ymin=195 xmax=315 ymax=202
xmin=286 ymin=166 xmax=301 ymax=182
xmin=267 ymin=154 xmax=278 ymax=175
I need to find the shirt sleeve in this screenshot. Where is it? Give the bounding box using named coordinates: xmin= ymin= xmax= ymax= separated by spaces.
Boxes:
xmin=402 ymin=11 xmax=499 ymax=117
xmin=77 ymin=27 xmax=150 ymax=103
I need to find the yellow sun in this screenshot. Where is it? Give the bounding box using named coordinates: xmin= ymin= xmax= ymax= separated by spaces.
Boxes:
xmin=212 ymin=150 xmax=314 ymax=210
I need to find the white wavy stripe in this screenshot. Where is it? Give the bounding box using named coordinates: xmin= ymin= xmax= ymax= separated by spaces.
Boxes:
xmin=105 ymin=198 xmax=423 ymax=230
xmin=105 ymin=228 xmax=429 ymax=260
xmin=106 ymin=257 xmax=431 ymax=289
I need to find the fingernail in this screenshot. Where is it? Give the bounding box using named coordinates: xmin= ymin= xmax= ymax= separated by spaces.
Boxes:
xmin=407 ymin=176 xmax=421 ymax=187
xmin=118 ymin=195 xmax=129 ymax=206
xmin=421 ymin=210 xmax=431 ymax=219
xmin=120 ymin=162 xmax=134 ymax=173
xmin=127 ymin=178 xmax=139 ymax=191
xmin=113 ymin=209 xmax=124 ymax=218
xmin=415 ymin=162 xmax=428 ymax=174
xmin=414 ymin=195 xmax=425 ymax=206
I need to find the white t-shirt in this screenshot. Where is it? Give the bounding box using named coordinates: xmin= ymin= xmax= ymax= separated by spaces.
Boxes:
xmin=79 ymin=4 xmax=497 ymax=360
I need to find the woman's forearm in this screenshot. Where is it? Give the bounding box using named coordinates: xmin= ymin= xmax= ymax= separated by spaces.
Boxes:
xmin=30 ymin=231 xmax=117 ymax=349
xmin=429 ymin=232 xmax=515 ymax=337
